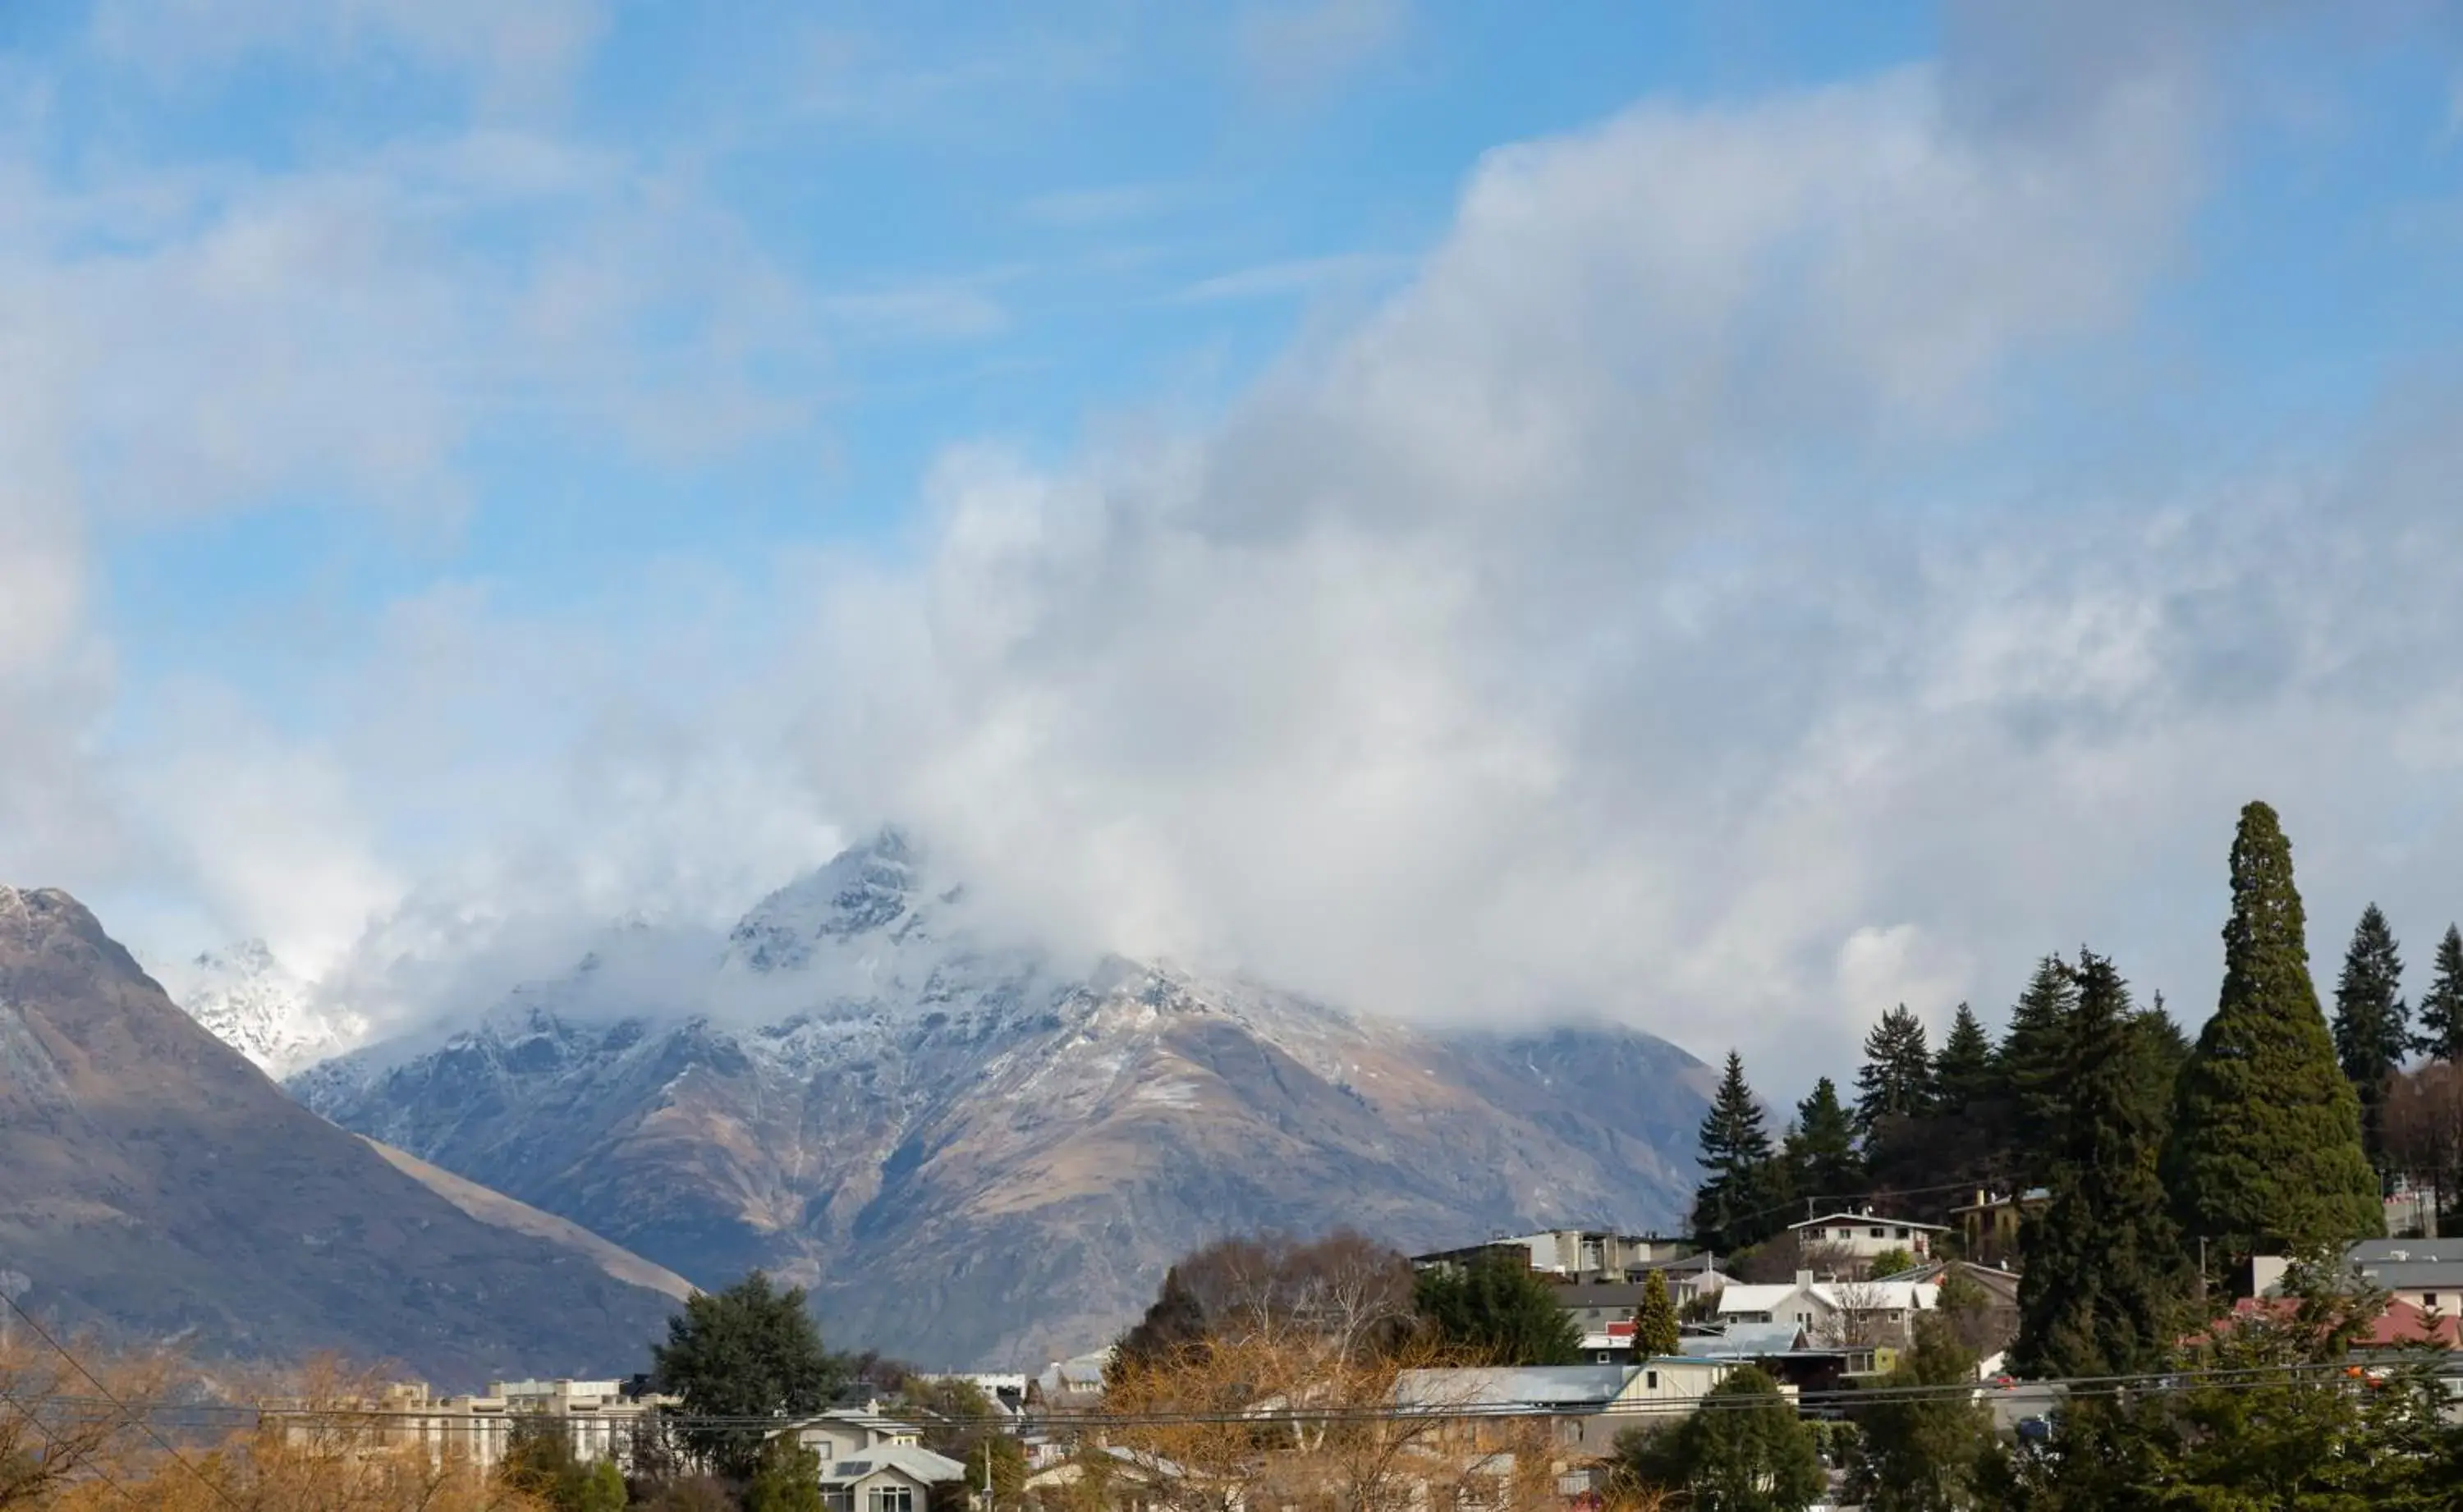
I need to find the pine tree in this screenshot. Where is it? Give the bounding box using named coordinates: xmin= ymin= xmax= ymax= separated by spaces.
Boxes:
xmin=2012 ymin=950 xmax=2188 ymax=1378
xmin=1932 ymin=1002 xmax=1996 ymax=1116
xmin=2332 ymin=903 xmax=2409 ymax=1167
xmin=1691 ymin=1052 xmax=1782 ymax=1253
xmin=2414 ymin=924 xmax=2463 ymax=1063
xmin=1855 ymin=1005 xmax=1937 ymax=1129
xmin=2167 ymin=802 xmax=2382 ymax=1258
xmin=1998 ymin=955 xmax=2078 ymax=1172
xmin=1411 ymin=1250 xmax=1582 ymax=1365
xmin=1631 ymin=1269 xmax=1681 ymax=1359
xmin=1784 ymin=1076 xmax=1863 ymax=1204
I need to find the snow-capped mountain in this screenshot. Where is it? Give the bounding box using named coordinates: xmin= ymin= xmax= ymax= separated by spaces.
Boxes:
xmin=294 ymin=829 xmax=1716 ymax=1368
xmin=158 ymin=939 xmax=368 ymax=1078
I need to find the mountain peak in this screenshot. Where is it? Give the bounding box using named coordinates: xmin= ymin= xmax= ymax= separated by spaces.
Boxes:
xmin=722 ymin=826 xmax=934 ymax=974
xmin=160 ymin=938 xmax=368 ymax=1078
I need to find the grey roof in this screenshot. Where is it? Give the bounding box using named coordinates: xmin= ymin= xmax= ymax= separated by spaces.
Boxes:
xmin=2352 ymin=1239 xmax=2463 ymax=1266
xmin=1681 ymin=1322 xmax=1804 ymax=1359
xmin=1393 ymin=1367 xmax=1633 ymax=1409
xmin=820 ymin=1446 xmax=967 ymax=1487
xmin=2355 ymin=1259 xmax=2463 ymax=1288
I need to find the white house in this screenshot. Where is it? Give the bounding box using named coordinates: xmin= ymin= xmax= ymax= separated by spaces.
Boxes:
xmin=1785 ymin=1208 xmax=1950 ymax=1267
xmin=1715 ymin=1272 xmax=1941 ymax=1347
xmin=1392 ymin=1359 xmax=1743 ymax=1459
xmin=773 ymin=1409 xmax=965 ymax=1512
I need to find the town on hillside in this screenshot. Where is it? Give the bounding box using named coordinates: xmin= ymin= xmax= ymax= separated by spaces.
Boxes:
xmin=15 ymin=800 xmax=2463 ymax=1511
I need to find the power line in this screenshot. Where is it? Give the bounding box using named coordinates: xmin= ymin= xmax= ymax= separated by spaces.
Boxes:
xmin=0 ymin=1286 xmax=247 ymax=1512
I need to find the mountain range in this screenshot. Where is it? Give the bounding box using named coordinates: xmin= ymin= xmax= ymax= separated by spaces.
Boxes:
xmin=0 ymin=885 xmax=677 ymax=1384
xmin=288 ymin=832 xmax=1716 ymax=1367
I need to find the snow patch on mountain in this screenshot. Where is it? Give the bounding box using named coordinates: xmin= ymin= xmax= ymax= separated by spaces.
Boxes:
xmin=157 ymin=939 xmax=369 ymax=1078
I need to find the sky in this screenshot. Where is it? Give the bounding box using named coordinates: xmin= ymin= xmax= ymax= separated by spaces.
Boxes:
xmin=4 ymin=0 xmax=2463 ymax=1089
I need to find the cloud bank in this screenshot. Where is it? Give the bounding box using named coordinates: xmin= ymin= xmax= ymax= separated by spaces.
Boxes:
xmin=3 ymin=2 xmax=2461 ymax=1088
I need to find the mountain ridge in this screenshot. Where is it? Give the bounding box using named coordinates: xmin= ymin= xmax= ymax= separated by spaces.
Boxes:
xmin=291 ymin=833 xmax=1714 ymax=1368
xmin=0 ymin=885 xmax=681 ymax=1385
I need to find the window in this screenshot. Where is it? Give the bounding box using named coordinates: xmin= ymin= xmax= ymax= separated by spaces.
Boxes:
xmin=824 ymin=1493 xmax=853 ymax=1512
xmin=1895 ymin=1226 xmax=1910 ymax=1239
xmin=870 ymin=1487 xmax=914 ymax=1512
xmin=1869 ymin=1226 xmax=1885 ymax=1239
xmin=2429 ymin=1293 xmax=2442 ymax=1307
xmin=1644 ymin=1371 xmax=1658 ymax=1391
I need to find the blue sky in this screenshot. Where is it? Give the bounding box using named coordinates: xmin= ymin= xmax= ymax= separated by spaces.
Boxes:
xmin=4 ymin=0 xmax=2463 ymax=1084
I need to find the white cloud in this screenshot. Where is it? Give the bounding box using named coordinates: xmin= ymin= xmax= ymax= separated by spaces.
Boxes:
xmin=762 ymin=48 xmax=2463 ymax=1087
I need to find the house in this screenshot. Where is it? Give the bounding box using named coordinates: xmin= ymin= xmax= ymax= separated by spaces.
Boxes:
xmin=773 ymin=1411 xmax=964 ymax=1512
xmin=1783 ymin=1208 xmax=1950 ymax=1268
xmin=1715 ymin=1271 xmax=1941 ymax=1348
xmin=1557 ymin=1266 xmax=1737 ymax=1363
xmin=1946 ymin=1189 xmax=2048 ymax=1258
xmin=1679 ymin=1321 xmax=1891 ymax=1395
xmin=1026 ymin=1349 xmax=1112 ymax=1417
xmin=1022 ymin=1445 xmax=1188 ymax=1512
xmin=326 ymin=1378 xmax=674 ymax=1472
xmin=1410 ymin=1230 xmax=1695 ymax=1283
xmin=1392 ymin=1359 xmax=1741 ymax=1461
xmin=2348 ymin=1239 xmax=2463 ymax=1315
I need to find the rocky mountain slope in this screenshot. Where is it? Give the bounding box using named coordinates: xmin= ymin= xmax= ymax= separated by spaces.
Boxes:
xmin=0 ymin=887 xmax=680 ymax=1384
xmin=296 ymin=832 xmax=1714 ymax=1368
xmin=153 ymin=938 xmax=365 ymax=1077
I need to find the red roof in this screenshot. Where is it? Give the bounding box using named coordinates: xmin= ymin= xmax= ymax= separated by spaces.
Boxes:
xmin=2205 ymin=1296 xmax=2461 ymax=1349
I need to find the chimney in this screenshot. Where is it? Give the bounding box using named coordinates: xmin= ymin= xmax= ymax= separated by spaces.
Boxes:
xmin=1795 ymin=1269 xmax=1814 ymax=1287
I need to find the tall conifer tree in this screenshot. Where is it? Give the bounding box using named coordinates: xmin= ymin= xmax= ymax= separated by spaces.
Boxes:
xmin=2413 ymin=924 xmax=2463 ymax=1063
xmin=2012 ymin=951 xmax=2188 ymax=1378
xmin=1997 ymin=955 xmax=2077 ymax=1175
xmin=1784 ymin=1076 xmax=1863 ymax=1204
xmin=1933 ymin=1002 xmax=1996 ymax=1115
xmin=2167 ymin=802 xmax=2382 ymax=1257
xmin=1855 ymin=1005 xmax=1936 ymax=1129
xmin=1691 ymin=1052 xmax=1781 ymax=1253
xmin=2332 ymin=903 xmax=2409 ymax=1166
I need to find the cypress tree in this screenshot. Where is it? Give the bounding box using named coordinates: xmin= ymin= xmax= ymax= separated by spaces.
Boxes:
xmin=2332 ymin=903 xmax=2409 ymax=1167
xmin=1933 ymin=1002 xmax=1996 ymax=1115
xmin=1691 ymin=1052 xmax=1781 ymax=1253
xmin=1784 ymin=1076 xmax=1863 ymax=1204
xmin=2012 ymin=950 xmax=2188 ymax=1378
xmin=1855 ymin=1005 xmax=1936 ymax=1129
xmin=1631 ymin=1269 xmax=1681 ymax=1359
xmin=2167 ymin=802 xmax=2382 ymax=1258
xmin=1998 ymin=955 xmax=2078 ymax=1172
xmin=2413 ymin=924 xmax=2463 ymax=1063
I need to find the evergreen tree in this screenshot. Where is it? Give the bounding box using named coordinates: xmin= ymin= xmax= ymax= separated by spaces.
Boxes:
xmin=1631 ymin=1270 xmax=1681 ymax=1359
xmin=1410 ymin=1250 xmax=1582 ymax=1366
xmin=2167 ymin=802 xmax=2382 ymax=1258
xmin=1113 ymin=1265 xmax=1207 ymax=1372
xmin=2414 ymin=924 xmax=2463 ymax=1063
xmin=1783 ymin=1076 xmax=1863 ymax=1206
xmin=1997 ymin=955 xmax=2077 ymax=1174
xmin=1855 ymin=1006 xmax=1937 ymax=1129
xmin=1852 ymin=1313 xmax=1996 ymax=1512
xmin=651 ymin=1271 xmax=845 ymax=1478
xmin=1614 ymin=1366 xmax=1825 ymax=1512
xmin=745 ymin=1437 xmax=823 ymax=1512
xmin=2011 ymin=950 xmax=2188 ymax=1379
xmin=1691 ymin=1052 xmax=1782 ymax=1252
xmin=2333 ymin=904 xmax=2409 ymax=1167
xmin=1933 ymin=1003 xmax=1996 ymax=1116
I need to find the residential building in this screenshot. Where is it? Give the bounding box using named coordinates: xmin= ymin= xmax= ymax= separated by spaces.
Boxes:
xmin=1409 ymin=1230 xmax=1694 ymax=1282
xmin=1783 ymin=1208 xmax=1950 ymax=1268
xmin=1556 ymin=1267 xmax=1736 ymax=1363
xmin=2349 ymin=1238 xmax=2463 ymax=1314
xmin=1715 ymin=1271 xmax=1941 ymax=1348
xmin=1392 ymin=1359 xmax=1742 ymax=1461
xmin=773 ymin=1410 xmax=964 ymax=1512
xmin=1680 ymin=1321 xmax=1891 ymax=1395
xmin=1946 ymin=1189 xmax=2048 ymax=1259
xmin=333 ymin=1379 xmax=675 ymax=1478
